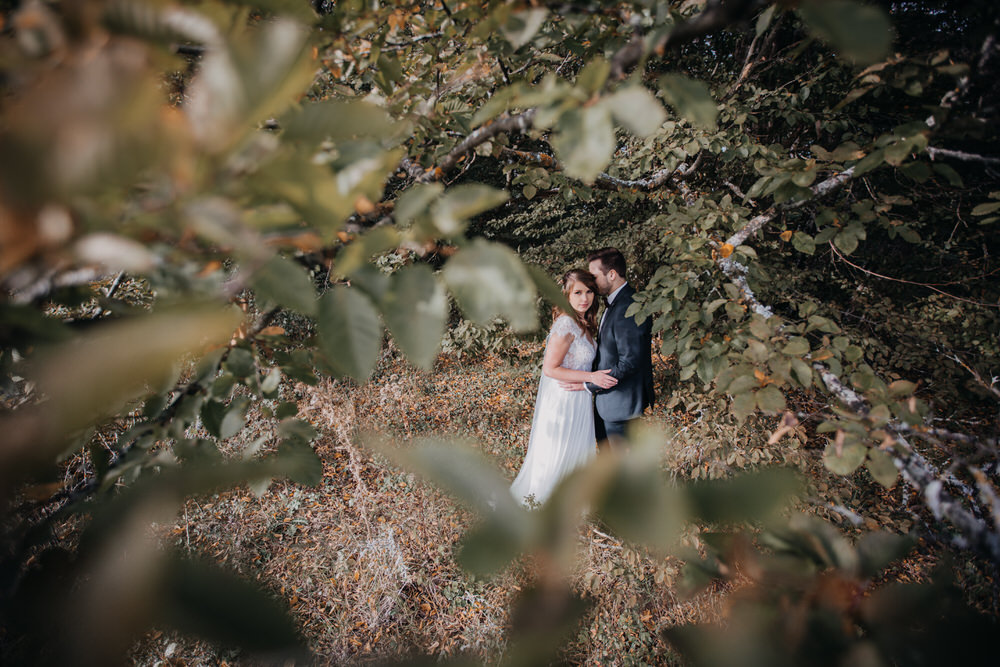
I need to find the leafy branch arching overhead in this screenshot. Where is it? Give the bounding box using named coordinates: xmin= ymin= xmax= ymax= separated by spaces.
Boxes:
xmin=1 ymin=0 xmax=998 ymax=663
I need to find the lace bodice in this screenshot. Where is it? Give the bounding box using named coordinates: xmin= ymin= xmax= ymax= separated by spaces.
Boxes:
xmin=549 ymin=315 xmax=596 ymax=371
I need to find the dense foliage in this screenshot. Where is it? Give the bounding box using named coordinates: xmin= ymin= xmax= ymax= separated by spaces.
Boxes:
xmin=1 ymin=0 xmax=998 ymax=663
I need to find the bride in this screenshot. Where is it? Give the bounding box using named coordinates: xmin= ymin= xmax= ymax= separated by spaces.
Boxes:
xmin=510 ymin=269 xmax=617 ymax=506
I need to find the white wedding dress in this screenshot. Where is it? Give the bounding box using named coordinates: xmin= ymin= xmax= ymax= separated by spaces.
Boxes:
xmin=510 ymin=315 xmax=597 ymax=506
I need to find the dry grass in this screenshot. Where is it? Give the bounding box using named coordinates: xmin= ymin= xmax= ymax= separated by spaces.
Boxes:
xmin=126 ymin=345 xmax=974 ymax=665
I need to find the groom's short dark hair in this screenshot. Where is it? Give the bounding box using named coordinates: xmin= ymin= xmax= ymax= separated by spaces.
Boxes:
xmin=588 ymin=247 xmax=626 ymax=276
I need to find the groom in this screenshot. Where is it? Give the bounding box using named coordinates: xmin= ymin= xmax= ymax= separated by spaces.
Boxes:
xmin=580 ymin=247 xmax=654 ymax=450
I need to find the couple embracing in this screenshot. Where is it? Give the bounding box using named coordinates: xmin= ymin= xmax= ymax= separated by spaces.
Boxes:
xmin=510 ymin=248 xmax=655 ymax=507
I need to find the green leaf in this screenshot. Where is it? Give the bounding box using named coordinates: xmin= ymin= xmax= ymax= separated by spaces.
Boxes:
xmin=431 ymin=184 xmax=510 ymax=237
xmin=374 ymin=54 xmax=404 ymax=94
xmin=749 ymin=316 xmax=772 ymax=341
xmin=223 ymin=347 xmax=256 ymax=379
xmin=727 ymin=373 xmax=758 ymax=396
xmin=458 ymin=515 xmax=531 ymax=576
xmin=382 ymin=264 xmax=447 ymax=370
xmin=744 ymin=339 xmax=769 ymax=364
xmin=756 ymin=5 xmax=777 ymax=37
xmin=276 ymin=438 xmax=322 ymax=486
xmin=586 ymin=428 xmax=684 ymax=549
xmin=658 ymin=74 xmax=718 ymax=129
xmin=791 ymin=358 xmax=813 ymax=387
xmin=334 ymin=226 xmax=401 ymax=279
xmin=856 ymin=531 xmax=914 ymax=578
xmin=798 ymin=0 xmax=891 ymax=65
xmin=755 ymin=386 xmax=786 ymax=413
xmin=607 ymin=86 xmax=666 ymax=137
xmin=900 ymin=161 xmax=932 ymax=182
xmin=972 ymin=202 xmax=1000 ymax=216
xmin=260 ymin=368 xmax=281 ymax=397
xmin=280 ymin=98 xmax=397 ymax=144
xmin=552 ymin=105 xmax=615 ymax=184
xmin=833 ymin=228 xmax=860 ymax=255
xmin=866 ymin=447 xmax=898 ymax=488
xmin=576 ymin=58 xmax=611 ymax=95
xmin=443 ymin=239 xmax=539 ymax=332
xmin=783 ymin=337 xmax=810 ymax=356
xmin=888 ymin=379 xmax=917 ymax=397
xmin=896 ymin=225 xmax=921 ymax=243
xmin=252 ymin=255 xmax=317 ymax=317
xmin=501 ymin=8 xmax=548 ymax=50
xmin=853 ymin=148 xmax=885 ymax=176
xmin=278 ymin=418 xmax=318 ymax=446
xmin=160 ymin=556 xmax=304 ymax=653
xmin=686 ymin=468 xmax=801 ymax=524
xmin=932 ymin=163 xmax=964 ymax=187
xmin=807 ymin=315 xmax=840 ymax=333
xmin=792 ymin=231 xmax=817 ymax=255
xmin=220 ymin=396 xmax=250 ymax=440
xmin=200 ymin=399 xmax=227 ymax=439
xmin=275 ymin=401 xmax=299 ymax=419
xmin=823 ymin=441 xmax=867 ymax=475
xmin=275 ymin=420 xmax=321 ymax=486
xmin=186 ymin=18 xmax=316 ymax=153
xmin=394 ymin=182 xmax=445 ymax=225
xmin=317 ymin=286 xmax=382 ymax=381
xmin=731 ymin=392 xmax=756 ymax=422
xmin=525 ymin=263 xmax=572 ymax=315
xmin=208 ymin=376 xmax=231 ymax=402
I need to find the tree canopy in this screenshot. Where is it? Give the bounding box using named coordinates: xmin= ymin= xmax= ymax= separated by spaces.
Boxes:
xmin=1 ymin=0 xmax=998 ymax=663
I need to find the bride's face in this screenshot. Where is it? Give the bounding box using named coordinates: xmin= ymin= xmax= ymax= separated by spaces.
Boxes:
xmin=566 ymin=279 xmax=594 ymax=315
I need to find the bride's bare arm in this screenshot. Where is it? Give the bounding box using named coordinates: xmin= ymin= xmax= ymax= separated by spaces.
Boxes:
xmin=542 ymin=332 xmax=617 ymax=388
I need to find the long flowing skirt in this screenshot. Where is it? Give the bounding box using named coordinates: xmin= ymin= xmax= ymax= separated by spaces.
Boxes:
xmin=510 ymin=375 xmax=596 ymax=506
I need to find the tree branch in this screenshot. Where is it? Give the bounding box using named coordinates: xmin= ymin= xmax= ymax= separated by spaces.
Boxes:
xmin=926 ymin=146 xmax=1000 ymax=166
xmin=705 ymin=163 xmax=1000 ymax=561
xmin=409 ymin=110 xmax=538 ymax=183
xmin=814 ymin=366 xmax=1000 ymax=561
xmin=499 ymin=146 xmax=703 ymax=192
xmin=6 ymin=266 xmax=108 ymax=305
xmin=610 ymin=0 xmax=767 ymax=80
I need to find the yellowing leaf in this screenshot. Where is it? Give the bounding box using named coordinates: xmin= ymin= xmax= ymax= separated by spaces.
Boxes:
xmin=780 ymin=230 xmax=793 ymax=242
xmin=720 ymin=243 xmax=735 ymax=258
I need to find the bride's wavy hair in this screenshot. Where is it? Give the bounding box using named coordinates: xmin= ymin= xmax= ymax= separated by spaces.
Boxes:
xmin=555 ymin=269 xmax=600 ymax=337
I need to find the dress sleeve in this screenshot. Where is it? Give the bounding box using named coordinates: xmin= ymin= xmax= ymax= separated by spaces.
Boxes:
xmin=549 ymin=314 xmax=579 ymax=340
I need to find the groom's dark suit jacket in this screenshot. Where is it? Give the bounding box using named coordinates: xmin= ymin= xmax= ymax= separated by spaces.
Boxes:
xmin=586 ymin=284 xmax=655 ymax=422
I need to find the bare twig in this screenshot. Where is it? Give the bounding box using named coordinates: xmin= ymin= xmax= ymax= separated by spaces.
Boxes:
xmin=724 ymin=180 xmax=754 ymax=205
xmin=926 ymin=146 xmax=1000 ymax=166
xmin=947 ymin=354 xmax=1000 ymax=402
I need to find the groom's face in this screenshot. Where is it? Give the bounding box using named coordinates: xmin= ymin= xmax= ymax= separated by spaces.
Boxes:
xmin=588 ymin=260 xmax=612 ymax=295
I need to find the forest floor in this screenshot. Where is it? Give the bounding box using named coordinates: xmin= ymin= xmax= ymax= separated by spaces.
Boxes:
xmin=128 ymin=343 xmax=981 ymax=665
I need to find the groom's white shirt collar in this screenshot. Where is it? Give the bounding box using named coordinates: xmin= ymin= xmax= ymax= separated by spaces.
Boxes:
xmin=606 ymin=281 xmax=628 ymax=305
